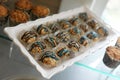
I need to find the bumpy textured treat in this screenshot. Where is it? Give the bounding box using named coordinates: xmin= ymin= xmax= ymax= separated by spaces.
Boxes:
xmin=37 ymin=24 xmax=49 ymax=35
xmin=103 ymin=46 xmax=120 ymax=68
xmin=69 ymin=17 xmax=80 ymax=26
xmin=56 ymin=31 xmax=70 ymax=42
xmin=60 ymin=20 xmax=71 ymax=29
xmin=87 ymin=31 xmax=99 ymax=41
xmin=44 ymin=37 xmax=58 ymax=48
xmin=79 ymin=12 xmax=88 ymax=22
xmin=31 ymin=5 xmax=50 ymax=20
xmin=87 ymin=19 xmax=97 ymax=29
xmin=9 ymin=10 xmax=29 ymax=25
xmin=68 ymin=40 xmax=80 ymax=52
xmin=49 ymin=23 xmax=60 ymax=33
xmin=15 ymin=0 xmax=33 ymax=12
xmin=97 ymin=27 xmax=108 ymax=37
xmin=69 ymin=27 xmax=81 ymax=35
xmin=0 ymin=4 xmax=8 ymax=26
xmin=79 ymin=23 xmax=89 ymax=32
xmin=57 ymin=47 xmax=70 ymax=58
xmin=40 ymin=51 xmax=59 ymax=67
xmin=115 ymin=37 xmax=120 ymax=48
xmin=79 ymin=36 xmax=89 ymax=46
xmin=21 ymin=31 xmax=37 ymax=44
xmin=29 ymin=41 xmax=46 ymax=55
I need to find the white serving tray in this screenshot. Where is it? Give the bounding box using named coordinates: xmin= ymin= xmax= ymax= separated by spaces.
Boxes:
xmin=4 ymin=7 xmax=116 ymax=79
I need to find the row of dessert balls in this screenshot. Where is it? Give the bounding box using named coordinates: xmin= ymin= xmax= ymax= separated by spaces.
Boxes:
xmin=0 ymin=0 xmax=50 ymax=26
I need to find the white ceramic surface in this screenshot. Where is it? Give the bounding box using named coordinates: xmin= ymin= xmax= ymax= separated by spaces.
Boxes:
xmin=4 ymin=7 xmax=116 ymax=79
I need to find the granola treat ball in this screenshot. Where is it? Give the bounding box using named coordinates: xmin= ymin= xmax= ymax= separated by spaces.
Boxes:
xmin=31 ymin=5 xmax=50 ymax=20
xmin=69 ymin=27 xmax=81 ymax=35
xmin=103 ymin=46 xmax=120 ymax=68
xmin=97 ymin=27 xmax=108 ymax=37
xmin=87 ymin=19 xmax=98 ymax=29
xmin=15 ymin=0 xmax=33 ymax=12
xmin=56 ymin=47 xmax=70 ymax=58
xmin=69 ymin=17 xmax=80 ymax=26
xmin=87 ymin=31 xmax=99 ymax=41
xmin=56 ymin=31 xmax=70 ymax=42
xmin=21 ymin=31 xmax=37 ymax=44
xmin=79 ymin=12 xmax=88 ymax=22
xmin=37 ymin=24 xmax=49 ymax=35
xmin=0 ymin=4 xmax=8 ymax=26
xmin=44 ymin=36 xmax=58 ymax=48
xmin=59 ymin=20 xmax=71 ymax=29
xmin=9 ymin=10 xmax=29 ymax=26
xmin=79 ymin=36 xmax=89 ymax=46
xmin=40 ymin=51 xmax=59 ymax=67
xmin=29 ymin=41 xmax=46 ymax=55
xmin=68 ymin=40 xmax=80 ymax=52
xmin=49 ymin=23 xmax=60 ymax=33
xmin=79 ymin=23 xmax=89 ymax=32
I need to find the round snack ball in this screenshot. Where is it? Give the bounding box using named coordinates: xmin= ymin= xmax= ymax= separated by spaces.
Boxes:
xmin=56 ymin=31 xmax=70 ymax=42
xmin=79 ymin=12 xmax=88 ymax=22
xmin=57 ymin=47 xmax=70 ymax=58
xmin=0 ymin=4 xmax=8 ymax=17
xmin=49 ymin=23 xmax=60 ymax=33
xmin=69 ymin=27 xmax=81 ymax=35
xmin=79 ymin=23 xmax=89 ymax=32
xmin=97 ymin=27 xmax=108 ymax=36
xmin=31 ymin=5 xmax=50 ymax=18
xmin=41 ymin=51 xmax=59 ymax=67
xmin=29 ymin=41 xmax=46 ymax=54
xmin=37 ymin=24 xmax=49 ymax=35
xmin=79 ymin=36 xmax=89 ymax=46
xmin=15 ymin=0 xmax=33 ymax=11
xmin=21 ymin=31 xmax=37 ymax=44
xmin=87 ymin=31 xmax=99 ymax=41
xmin=60 ymin=20 xmax=71 ymax=29
xmin=69 ymin=17 xmax=80 ymax=26
xmin=87 ymin=19 xmax=97 ymax=29
xmin=44 ymin=37 xmax=58 ymax=48
xmin=9 ymin=10 xmax=29 ymax=23
xmin=68 ymin=40 xmax=80 ymax=52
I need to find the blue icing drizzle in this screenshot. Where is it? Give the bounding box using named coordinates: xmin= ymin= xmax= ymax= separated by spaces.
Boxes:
xmin=79 ymin=36 xmax=87 ymax=44
xmin=41 ymin=51 xmax=59 ymax=61
xmin=57 ymin=48 xmax=69 ymax=57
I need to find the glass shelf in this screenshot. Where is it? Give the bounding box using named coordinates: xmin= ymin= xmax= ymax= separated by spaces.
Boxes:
xmin=1 ymin=0 xmax=120 ymax=80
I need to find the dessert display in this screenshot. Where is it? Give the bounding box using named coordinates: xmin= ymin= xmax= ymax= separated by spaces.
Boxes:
xmin=19 ymin=11 xmax=109 ymax=68
xmin=4 ymin=7 xmax=113 ymax=79
xmin=0 ymin=4 xmax=8 ymax=26
xmin=9 ymin=10 xmax=30 ymax=26
xmin=31 ymin=5 xmax=50 ymax=20
xmin=103 ymin=46 xmax=120 ymax=68
xmin=15 ymin=0 xmax=33 ymax=13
